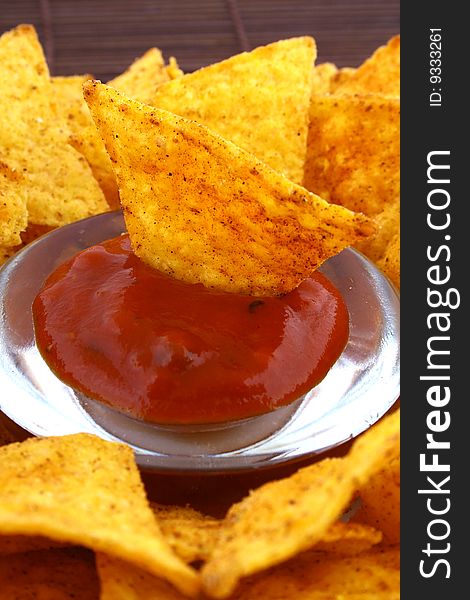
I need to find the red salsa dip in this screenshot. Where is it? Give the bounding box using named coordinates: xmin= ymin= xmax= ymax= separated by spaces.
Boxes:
xmin=33 ymin=234 xmax=349 ymax=425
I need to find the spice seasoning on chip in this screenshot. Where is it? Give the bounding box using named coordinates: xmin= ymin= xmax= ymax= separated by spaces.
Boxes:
xmin=84 ymin=81 xmax=373 ymax=296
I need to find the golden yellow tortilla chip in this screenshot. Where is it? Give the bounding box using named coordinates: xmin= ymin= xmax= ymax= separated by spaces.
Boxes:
xmin=69 ymin=123 xmax=120 ymax=209
xmin=152 ymin=37 xmax=316 ymax=184
xmin=228 ymin=546 xmax=400 ymax=600
xmin=0 ymin=434 xmax=199 ymax=597
xmin=151 ymin=504 xmax=221 ymax=564
xmin=377 ymin=231 xmax=400 ymax=290
xmin=314 ymin=521 xmax=382 ymax=555
xmin=356 ymin=197 xmax=400 ymax=262
xmin=109 ymin=48 xmax=183 ymax=104
xmin=48 ymin=74 xmax=120 ymax=208
xmin=304 ymin=94 xmax=400 ymax=217
xmin=84 ymin=81 xmax=373 ymax=295
xmin=334 ymin=35 xmax=400 ymax=97
xmin=348 ymin=410 xmax=400 ymax=472
xmin=0 ymin=25 xmax=108 ymax=226
xmin=0 ymin=547 xmax=100 ymax=600
xmin=97 ymin=546 xmax=399 ymax=600
xmin=330 ymin=66 xmax=357 ymax=91
xmin=355 ymin=196 xmax=400 ymax=289
xmin=166 ymin=56 xmax=183 ymax=80
xmin=50 ymin=74 xmax=94 ymax=130
xmin=25 ymin=141 xmax=107 ymax=226
xmin=153 ymin=507 xmax=381 ymax=564
xmin=201 ymin=410 xmax=399 ymax=597
xmin=97 ymin=553 xmax=184 ymax=600
xmin=353 ymin=455 xmax=400 ymax=544
xmin=0 ymin=160 xmax=27 ymax=247
xmin=66 ymin=50 xmax=182 ymax=209
xmin=311 ymin=62 xmax=339 ymax=94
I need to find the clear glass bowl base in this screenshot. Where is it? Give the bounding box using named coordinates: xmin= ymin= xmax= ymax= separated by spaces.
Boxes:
xmin=0 ymin=211 xmax=400 ymax=473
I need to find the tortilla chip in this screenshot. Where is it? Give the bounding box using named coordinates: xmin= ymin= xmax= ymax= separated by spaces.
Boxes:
xmin=0 ymin=547 xmax=100 ymax=600
xmin=353 ymin=455 xmax=400 ymax=544
xmin=0 ymin=434 xmax=199 ymax=597
xmin=166 ymin=56 xmax=184 ymax=80
xmin=355 ymin=196 xmax=400 ymax=289
xmin=229 ymin=546 xmax=400 ymax=600
xmin=0 ymin=160 xmax=27 ymax=247
xmin=0 ymin=25 xmax=108 ymax=226
xmin=152 ymin=37 xmax=316 ymax=184
xmin=330 ymin=66 xmax=357 ymax=91
xmin=109 ymin=48 xmax=183 ymax=104
xmin=151 ymin=505 xmax=381 ymax=564
xmin=24 ymin=141 xmax=107 ymax=226
xmin=97 ymin=546 xmax=399 ymax=600
xmin=151 ymin=504 xmax=221 ymax=564
xmin=356 ymin=197 xmax=400 ymax=262
xmin=348 ymin=410 xmax=400 ymax=473
xmin=304 ymin=94 xmax=400 ymax=217
xmin=84 ymin=81 xmax=373 ymax=295
xmin=97 ymin=553 xmax=185 ymax=600
xmin=314 ymin=521 xmax=382 ymax=555
xmin=377 ymin=231 xmax=400 ymax=290
xmin=49 ymin=74 xmax=119 ymax=208
xmin=201 ymin=410 xmax=399 ymax=597
xmin=333 ymin=35 xmax=400 ymax=97
xmin=67 ymin=50 xmax=182 ymax=209
xmin=48 ymin=73 xmax=119 ymax=208
xmin=50 ymin=74 xmax=94 ymax=129
xmin=69 ymin=124 xmax=121 ymax=209
xmin=311 ymin=62 xmax=339 ymax=94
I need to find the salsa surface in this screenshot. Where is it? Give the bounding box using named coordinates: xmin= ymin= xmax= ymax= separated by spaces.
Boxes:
xmin=33 ymin=235 xmax=349 ymax=425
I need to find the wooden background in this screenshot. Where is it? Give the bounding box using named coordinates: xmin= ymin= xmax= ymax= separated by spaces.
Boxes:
xmin=1 ymin=0 xmax=399 ymax=79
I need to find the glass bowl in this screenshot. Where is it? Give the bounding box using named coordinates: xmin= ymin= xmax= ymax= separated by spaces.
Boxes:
xmin=0 ymin=211 xmax=400 ymax=472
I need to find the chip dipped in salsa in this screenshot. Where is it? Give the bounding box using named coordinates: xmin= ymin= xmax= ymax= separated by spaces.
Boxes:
xmin=32 ymin=234 xmax=349 ymax=425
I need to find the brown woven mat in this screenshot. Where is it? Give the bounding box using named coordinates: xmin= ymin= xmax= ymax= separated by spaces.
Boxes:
xmin=1 ymin=0 xmax=399 ymax=79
